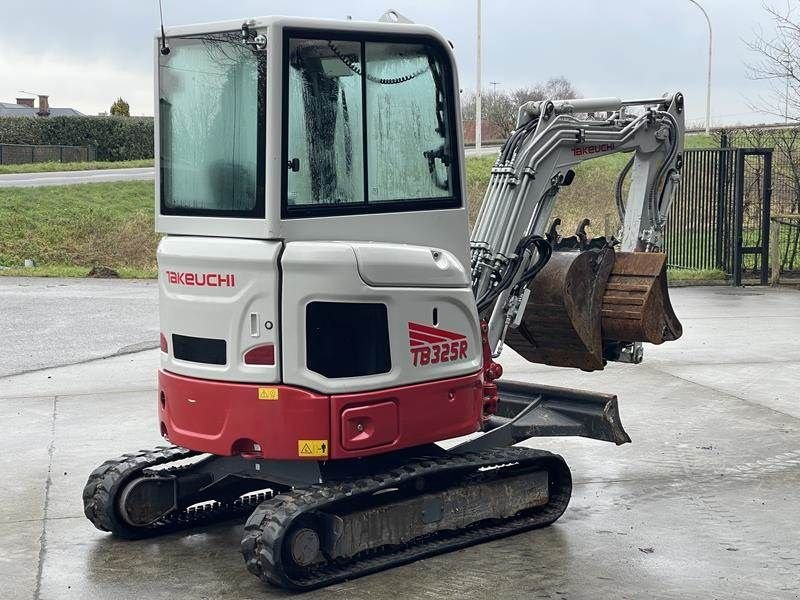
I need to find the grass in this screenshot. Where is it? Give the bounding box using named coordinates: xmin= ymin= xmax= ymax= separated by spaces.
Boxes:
xmin=0 ymin=265 xmax=157 ymax=278
xmin=0 ymin=181 xmax=158 ymax=278
xmin=466 ymin=151 xmax=629 ymax=235
xmin=0 ymin=133 xmax=727 ymax=280
xmin=668 ymin=268 xmax=726 ymax=282
xmin=0 ymin=159 xmax=153 ymax=175
xmin=684 ymin=132 xmax=718 ymax=149
xmin=467 ymin=133 xmax=718 ymax=234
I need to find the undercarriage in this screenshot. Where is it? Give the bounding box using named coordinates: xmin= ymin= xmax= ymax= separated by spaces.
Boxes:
xmin=84 ymin=381 xmax=627 ymax=591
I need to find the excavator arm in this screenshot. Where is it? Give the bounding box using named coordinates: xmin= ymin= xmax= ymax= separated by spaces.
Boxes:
xmin=469 ymin=93 xmax=685 ymax=366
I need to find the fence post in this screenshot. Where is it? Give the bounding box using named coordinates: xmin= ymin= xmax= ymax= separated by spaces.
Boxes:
xmin=760 ymin=151 xmax=772 ymax=286
xmin=715 ymin=149 xmax=728 ymax=271
xmin=732 ymin=149 xmax=745 ymax=286
xmin=770 ymin=218 xmax=781 ymax=286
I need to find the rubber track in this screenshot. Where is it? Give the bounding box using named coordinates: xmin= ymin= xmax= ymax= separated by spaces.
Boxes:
xmin=241 ymin=446 xmax=571 ymax=591
xmin=83 ymin=446 xmax=270 ymax=539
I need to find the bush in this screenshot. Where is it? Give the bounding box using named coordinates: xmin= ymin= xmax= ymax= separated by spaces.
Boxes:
xmin=0 ymin=116 xmax=154 ymax=161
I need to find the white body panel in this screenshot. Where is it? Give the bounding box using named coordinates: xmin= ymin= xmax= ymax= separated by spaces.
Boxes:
xmin=158 ymin=237 xmax=281 ymax=383
xmin=353 ymin=242 xmax=469 ymax=288
xmin=281 ymin=241 xmax=481 ymax=394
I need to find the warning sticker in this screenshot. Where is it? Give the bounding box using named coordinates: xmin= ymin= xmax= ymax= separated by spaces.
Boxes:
xmin=298 ymin=440 xmax=328 ymax=458
xmin=258 ymin=387 xmax=279 ymax=401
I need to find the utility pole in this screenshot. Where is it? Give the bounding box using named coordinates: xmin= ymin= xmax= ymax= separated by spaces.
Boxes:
xmin=475 ymin=0 xmax=482 ymax=151
xmin=687 ymin=0 xmax=712 ymax=134
xmin=489 ymin=81 xmax=500 ymax=94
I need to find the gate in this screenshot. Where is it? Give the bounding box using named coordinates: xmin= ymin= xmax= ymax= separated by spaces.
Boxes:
xmin=663 ymin=147 xmax=772 ymax=285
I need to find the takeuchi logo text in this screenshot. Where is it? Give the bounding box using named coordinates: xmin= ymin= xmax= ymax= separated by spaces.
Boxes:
xmin=573 ymin=143 xmax=615 ymax=157
xmin=164 ymin=271 xmax=236 ymax=287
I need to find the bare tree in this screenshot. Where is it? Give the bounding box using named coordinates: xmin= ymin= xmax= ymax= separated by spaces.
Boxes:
xmin=744 ymin=3 xmax=800 ymax=272
xmin=462 ymin=78 xmax=580 ymax=138
xmin=745 ymin=1 xmax=800 ymax=122
xmin=717 ymin=125 xmax=800 ymax=272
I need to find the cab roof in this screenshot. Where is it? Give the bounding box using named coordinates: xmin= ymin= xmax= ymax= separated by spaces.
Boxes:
xmin=158 ymin=14 xmax=450 ymax=49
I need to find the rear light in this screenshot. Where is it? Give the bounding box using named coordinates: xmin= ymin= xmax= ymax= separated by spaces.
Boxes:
xmin=160 ymin=332 xmax=168 ymax=353
xmin=243 ymin=344 xmax=275 ymax=365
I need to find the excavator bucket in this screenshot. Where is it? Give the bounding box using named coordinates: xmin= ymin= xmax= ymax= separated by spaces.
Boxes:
xmin=601 ymin=252 xmax=682 ymax=344
xmin=505 ymin=248 xmax=615 ymax=371
xmin=506 ymin=250 xmax=683 ymax=370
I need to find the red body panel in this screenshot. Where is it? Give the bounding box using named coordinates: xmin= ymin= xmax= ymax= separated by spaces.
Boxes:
xmin=159 ymin=370 xmax=329 ymax=460
xmin=330 ymin=373 xmax=483 ymax=458
xmin=158 ymin=369 xmax=483 ymax=460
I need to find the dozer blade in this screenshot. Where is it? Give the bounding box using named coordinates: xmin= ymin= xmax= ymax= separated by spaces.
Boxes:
xmin=451 ymin=379 xmax=631 ymax=453
xmin=505 ymin=248 xmax=615 ymax=371
xmin=601 ymin=252 xmax=682 ymax=344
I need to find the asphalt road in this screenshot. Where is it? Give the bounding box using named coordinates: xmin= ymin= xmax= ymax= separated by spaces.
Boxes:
xmin=0 ymin=167 xmax=154 ymax=188
xmin=2 ymin=281 xmax=799 ymax=599
xmin=0 ymin=147 xmax=500 ymax=188
xmin=0 ymin=277 xmax=158 ymax=377
xmin=464 ymin=144 xmax=501 ymax=157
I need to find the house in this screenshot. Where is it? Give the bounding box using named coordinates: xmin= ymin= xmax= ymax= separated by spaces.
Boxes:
xmin=0 ymin=95 xmax=83 ymax=117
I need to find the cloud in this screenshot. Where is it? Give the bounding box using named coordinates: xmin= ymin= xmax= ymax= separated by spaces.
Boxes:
xmin=0 ymin=0 xmax=786 ymax=125
xmin=0 ymin=42 xmax=152 ymax=116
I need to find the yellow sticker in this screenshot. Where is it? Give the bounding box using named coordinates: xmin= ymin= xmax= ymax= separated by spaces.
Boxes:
xmin=298 ymin=440 xmax=329 ymax=458
xmin=258 ymin=387 xmax=279 ymax=401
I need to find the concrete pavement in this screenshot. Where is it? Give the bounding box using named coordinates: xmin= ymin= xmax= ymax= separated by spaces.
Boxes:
xmin=1 ymin=283 xmax=799 ymax=599
xmin=0 ymin=167 xmax=154 ymax=188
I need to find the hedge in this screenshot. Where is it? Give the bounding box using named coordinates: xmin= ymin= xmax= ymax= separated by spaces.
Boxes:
xmin=0 ymin=116 xmax=154 ymax=161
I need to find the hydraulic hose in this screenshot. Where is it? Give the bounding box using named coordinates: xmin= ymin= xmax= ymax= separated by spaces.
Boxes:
xmin=511 ymin=237 xmax=552 ymax=295
xmin=475 ymin=235 xmax=548 ymax=313
xmin=614 ymin=155 xmax=635 ymax=221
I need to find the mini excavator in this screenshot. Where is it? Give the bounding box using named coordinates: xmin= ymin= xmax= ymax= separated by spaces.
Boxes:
xmin=83 ymin=11 xmax=684 ymax=591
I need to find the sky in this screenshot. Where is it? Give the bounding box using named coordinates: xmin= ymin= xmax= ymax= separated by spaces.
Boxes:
xmin=0 ymin=0 xmax=789 ymax=127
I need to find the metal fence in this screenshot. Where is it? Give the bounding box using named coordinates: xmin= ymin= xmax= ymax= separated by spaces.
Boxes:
xmin=763 ymin=149 xmax=800 ymax=274
xmin=664 ymin=147 xmax=772 ymax=284
xmin=0 ymin=143 xmax=96 ymax=165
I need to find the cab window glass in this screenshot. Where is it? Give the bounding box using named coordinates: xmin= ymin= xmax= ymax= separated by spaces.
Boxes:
xmin=159 ymin=32 xmax=265 ymax=217
xmin=365 ymin=41 xmax=453 ymax=202
xmin=284 ymin=34 xmax=459 ymax=215
xmin=286 ymin=38 xmax=364 ymax=206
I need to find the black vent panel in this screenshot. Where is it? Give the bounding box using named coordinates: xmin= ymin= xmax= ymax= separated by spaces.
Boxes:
xmin=306 ymin=302 xmax=391 ymax=378
xmin=172 ymin=334 xmax=226 ymax=365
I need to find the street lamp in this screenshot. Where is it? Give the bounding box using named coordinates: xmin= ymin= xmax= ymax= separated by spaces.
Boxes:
xmin=489 ymin=81 xmax=501 ymax=94
xmin=475 ymin=0 xmax=482 ymax=151
xmin=687 ymin=0 xmax=712 ymax=134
